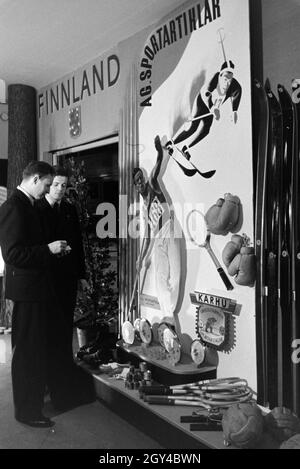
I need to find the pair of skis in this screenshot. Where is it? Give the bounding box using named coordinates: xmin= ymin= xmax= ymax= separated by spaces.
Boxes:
xmin=166 ymin=143 xmax=216 ymax=179
xmin=255 ymin=79 xmax=300 ymax=414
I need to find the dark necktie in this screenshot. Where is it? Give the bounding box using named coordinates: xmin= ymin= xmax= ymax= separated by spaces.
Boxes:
xmin=53 ymin=202 xmax=60 ymax=215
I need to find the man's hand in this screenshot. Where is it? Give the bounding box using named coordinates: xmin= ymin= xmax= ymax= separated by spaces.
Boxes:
xmin=231 ymin=111 xmax=238 ymax=124
xmin=213 ymin=107 xmax=220 ymax=120
xmin=79 ymin=279 xmax=90 ymax=291
xmin=48 ymin=240 xmax=68 ymax=255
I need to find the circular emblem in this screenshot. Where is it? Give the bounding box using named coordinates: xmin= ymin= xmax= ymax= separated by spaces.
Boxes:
xmin=139 ymin=318 xmax=153 ymax=345
xmin=0 ymin=112 xmax=8 ymax=122
xmin=166 ymin=335 xmax=181 ymax=366
xmin=133 ymin=318 xmax=141 ymax=341
xmin=157 ymin=321 xmax=175 ymax=347
xmin=163 ymin=327 xmax=177 ymax=352
xmin=190 ymin=339 xmax=206 ymax=365
xmin=122 ymin=321 xmax=135 ymax=345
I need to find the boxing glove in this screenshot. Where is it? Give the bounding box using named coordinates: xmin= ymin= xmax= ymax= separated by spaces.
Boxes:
xmin=205 ymin=193 xmax=242 ymax=236
xmin=222 ymin=234 xmax=243 ymax=268
xmin=234 ymin=246 xmax=256 ymax=286
xmin=222 ymin=236 xmax=256 ymax=287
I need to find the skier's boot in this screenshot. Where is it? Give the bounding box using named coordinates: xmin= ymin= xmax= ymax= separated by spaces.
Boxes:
xmin=182 ymin=145 xmax=191 ymax=161
xmin=165 ymin=139 xmax=174 ymax=155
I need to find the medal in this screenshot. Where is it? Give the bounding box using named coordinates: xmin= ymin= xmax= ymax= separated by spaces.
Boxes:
xmin=122 ymin=320 xmax=135 ymax=345
xmin=139 ymin=318 xmax=153 ymax=345
xmin=190 ymin=339 xmax=206 ymax=366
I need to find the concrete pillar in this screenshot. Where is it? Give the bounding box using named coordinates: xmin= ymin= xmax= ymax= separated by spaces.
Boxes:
xmin=7 ymin=84 xmax=37 ymax=196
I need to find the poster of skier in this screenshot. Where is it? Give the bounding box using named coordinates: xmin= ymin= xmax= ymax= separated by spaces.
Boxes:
xmin=135 ymin=0 xmax=255 ymax=387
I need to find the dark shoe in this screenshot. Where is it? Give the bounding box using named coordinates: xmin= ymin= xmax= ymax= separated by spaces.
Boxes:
xmin=76 ymin=343 xmax=99 ymax=360
xmin=16 ymin=415 xmax=55 ymax=428
xmin=83 ymin=348 xmax=113 ymax=368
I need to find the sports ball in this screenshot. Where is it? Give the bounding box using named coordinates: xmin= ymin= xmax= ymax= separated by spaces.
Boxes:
xmin=280 ymin=434 xmax=300 ymax=449
xmin=222 ymin=402 xmax=264 ymax=448
xmin=264 ymin=407 xmax=300 ymax=443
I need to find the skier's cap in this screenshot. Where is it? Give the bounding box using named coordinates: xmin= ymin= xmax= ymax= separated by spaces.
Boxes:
xmin=132 ymin=167 xmax=148 ymax=181
xmin=220 ymin=60 xmax=235 ymax=75
xmin=292 ymin=78 xmax=300 ymax=90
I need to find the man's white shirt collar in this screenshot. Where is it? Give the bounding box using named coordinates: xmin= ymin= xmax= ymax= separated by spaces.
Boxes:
xmin=17 ymin=186 xmax=35 ymax=206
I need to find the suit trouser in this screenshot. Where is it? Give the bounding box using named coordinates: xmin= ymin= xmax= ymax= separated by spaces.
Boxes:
xmin=46 ymin=276 xmax=95 ymax=407
xmin=51 ymin=275 xmax=77 ymax=358
xmin=11 ymin=301 xmax=48 ymax=420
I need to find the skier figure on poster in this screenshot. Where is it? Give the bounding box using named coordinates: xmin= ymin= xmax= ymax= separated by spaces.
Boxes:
xmin=167 ymin=61 xmax=242 ymax=161
xmin=133 ymin=135 xmax=181 ymax=319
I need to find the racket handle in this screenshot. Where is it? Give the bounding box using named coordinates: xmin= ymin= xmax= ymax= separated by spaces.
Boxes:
xmin=217 ymin=268 xmax=234 ymax=290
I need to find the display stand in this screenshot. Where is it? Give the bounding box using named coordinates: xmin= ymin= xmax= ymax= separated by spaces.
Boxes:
xmin=116 ymin=339 xmax=217 ymax=386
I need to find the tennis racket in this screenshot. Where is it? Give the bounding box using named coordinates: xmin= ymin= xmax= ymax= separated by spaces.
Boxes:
xmin=186 ymin=209 xmax=233 ymax=290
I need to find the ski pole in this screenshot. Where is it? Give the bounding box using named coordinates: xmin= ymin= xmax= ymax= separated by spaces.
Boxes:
xmin=186 ymin=112 xmax=213 ymax=123
xmin=217 ymin=28 xmax=227 ymax=63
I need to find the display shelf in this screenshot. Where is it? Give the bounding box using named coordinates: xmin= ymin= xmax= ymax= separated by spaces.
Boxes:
xmin=92 ymin=371 xmax=226 ymax=449
xmin=116 ymin=339 xmax=216 ymax=386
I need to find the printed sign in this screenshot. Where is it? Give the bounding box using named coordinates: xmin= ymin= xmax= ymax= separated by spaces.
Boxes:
xmin=191 ymin=291 xmax=238 ymax=352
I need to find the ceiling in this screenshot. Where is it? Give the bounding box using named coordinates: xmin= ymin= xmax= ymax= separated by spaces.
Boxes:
xmin=0 ymin=0 xmax=185 ymax=91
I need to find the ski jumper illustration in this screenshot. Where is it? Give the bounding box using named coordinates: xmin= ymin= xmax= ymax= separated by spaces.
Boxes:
xmin=133 ymin=135 xmax=181 ymax=320
xmin=167 ymin=60 xmax=242 ymax=161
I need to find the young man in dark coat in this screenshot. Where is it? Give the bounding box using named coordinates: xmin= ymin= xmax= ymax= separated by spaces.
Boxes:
xmin=0 ymin=161 xmax=68 ymax=427
xmin=36 ymin=166 xmax=95 ymax=411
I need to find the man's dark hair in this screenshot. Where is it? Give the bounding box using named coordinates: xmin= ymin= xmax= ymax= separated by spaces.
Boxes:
xmin=132 ymin=167 xmax=143 ymax=180
xmin=53 ymin=166 xmax=69 ymax=178
xmin=22 ymin=161 xmax=54 ymax=180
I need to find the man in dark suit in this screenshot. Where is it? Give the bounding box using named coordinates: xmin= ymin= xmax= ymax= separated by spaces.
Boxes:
xmin=36 ymin=166 xmax=95 ymax=411
xmin=0 ymin=161 xmax=68 ymax=427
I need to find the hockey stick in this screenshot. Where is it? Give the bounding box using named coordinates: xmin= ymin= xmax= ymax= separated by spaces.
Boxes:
xmin=122 ymin=237 xmax=147 ymax=344
xmin=127 ymin=236 xmax=147 ymax=319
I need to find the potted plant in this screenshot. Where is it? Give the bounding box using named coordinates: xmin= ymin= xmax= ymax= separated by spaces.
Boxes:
xmin=64 ymin=157 xmax=118 ymax=352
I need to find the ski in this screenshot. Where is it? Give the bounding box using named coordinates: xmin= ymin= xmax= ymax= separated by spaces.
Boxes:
xmin=291 ymin=79 xmax=300 ymax=415
xmin=277 ymin=84 xmax=295 ymax=409
xmin=253 ymin=79 xmax=269 ymax=406
xmin=264 ymin=82 xmax=283 ymax=408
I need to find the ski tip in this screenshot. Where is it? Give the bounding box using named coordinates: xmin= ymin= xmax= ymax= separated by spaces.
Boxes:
xmin=277 ymin=83 xmax=285 ymax=94
xmin=200 ymin=169 xmax=216 ymax=179
xmin=264 ymin=78 xmax=271 ymax=93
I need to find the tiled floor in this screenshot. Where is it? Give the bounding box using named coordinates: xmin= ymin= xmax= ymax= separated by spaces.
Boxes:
xmin=0 ymin=332 xmax=162 ymax=449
